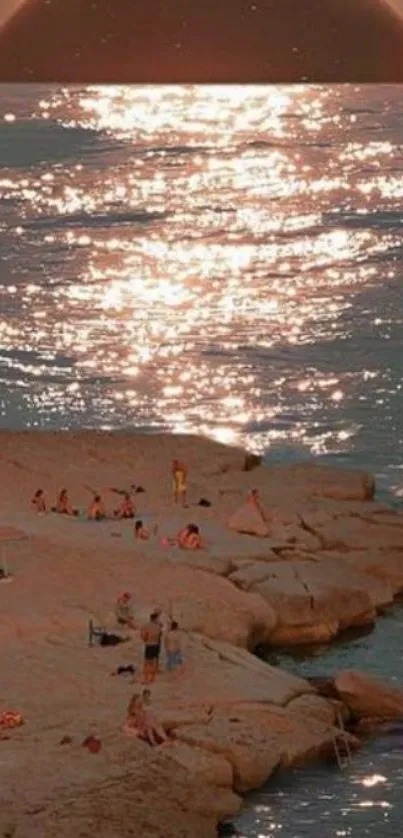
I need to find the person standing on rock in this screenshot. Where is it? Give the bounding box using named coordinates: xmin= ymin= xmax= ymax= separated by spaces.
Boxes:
xmin=165 ymin=620 xmax=184 ymax=676
xmin=172 ymin=459 xmax=188 ymax=507
xmin=141 ymin=611 xmax=163 ymax=683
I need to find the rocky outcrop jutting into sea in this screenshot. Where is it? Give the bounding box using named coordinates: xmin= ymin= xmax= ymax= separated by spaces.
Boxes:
xmin=1 ymin=432 xmax=403 ymax=838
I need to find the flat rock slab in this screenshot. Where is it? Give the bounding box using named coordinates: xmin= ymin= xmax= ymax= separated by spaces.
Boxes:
xmin=230 ymin=559 xmax=381 ymax=645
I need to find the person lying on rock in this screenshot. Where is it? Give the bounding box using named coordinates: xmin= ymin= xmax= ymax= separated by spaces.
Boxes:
xmin=134 ymin=519 xmax=149 ymax=540
xmin=87 ymin=493 xmax=106 ymax=521
xmin=177 ymin=523 xmax=203 ymax=550
xmin=31 ymin=488 xmax=47 ymax=514
xmin=141 ymin=611 xmax=163 ymax=683
xmin=52 ymin=488 xmax=79 ymax=516
xmin=165 ymin=620 xmax=184 ymax=675
xmin=115 ymin=592 xmax=136 ymax=629
xmin=114 ymin=492 xmax=136 ymax=519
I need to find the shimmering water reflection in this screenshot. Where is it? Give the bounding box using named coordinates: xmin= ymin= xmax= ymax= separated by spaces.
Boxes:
xmin=0 ymin=85 xmax=403 ymax=495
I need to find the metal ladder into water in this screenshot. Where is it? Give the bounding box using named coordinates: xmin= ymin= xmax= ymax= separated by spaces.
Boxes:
xmin=332 ymin=710 xmax=353 ymax=769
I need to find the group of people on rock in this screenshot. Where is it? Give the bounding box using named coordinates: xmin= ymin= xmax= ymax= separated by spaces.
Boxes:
xmin=32 ymin=487 xmax=138 ymax=521
xmin=117 ymin=601 xmax=183 ymax=747
xmin=115 ymin=595 xmax=183 ymax=683
xmin=29 ymin=457 xmax=208 ymax=551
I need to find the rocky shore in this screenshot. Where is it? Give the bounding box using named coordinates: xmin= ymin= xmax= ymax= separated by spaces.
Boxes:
xmin=1 ymin=431 xmax=403 ymax=838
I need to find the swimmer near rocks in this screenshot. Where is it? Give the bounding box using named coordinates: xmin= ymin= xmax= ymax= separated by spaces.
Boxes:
xmin=1 ymin=430 xmax=403 ymax=838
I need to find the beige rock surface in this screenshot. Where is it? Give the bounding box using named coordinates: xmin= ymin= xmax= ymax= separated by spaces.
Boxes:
xmin=228 ymin=501 xmax=269 ymax=537
xmin=335 ymin=550 xmax=403 ymax=596
xmin=230 ymin=559 xmax=379 ymax=645
xmin=1 ymin=431 xmax=403 ymax=838
xmin=300 ymin=512 xmax=403 ymax=551
xmin=174 ymin=701 xmax=340 ymax=793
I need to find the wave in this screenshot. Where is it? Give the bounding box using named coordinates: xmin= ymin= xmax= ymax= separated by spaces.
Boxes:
xmin=20 ymin=209 xmax=169 ymax=231
xmin=0 ymin=119 xmax=111 ymax=168
xmin=323 ymin=209 xmax=403 ymax=228
xmin=136 ymin=144 xmax=212 ymax=157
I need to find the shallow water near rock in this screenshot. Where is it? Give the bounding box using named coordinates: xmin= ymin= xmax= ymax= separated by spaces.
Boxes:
xmin=236 ymin=606 xmax=403 ymax=837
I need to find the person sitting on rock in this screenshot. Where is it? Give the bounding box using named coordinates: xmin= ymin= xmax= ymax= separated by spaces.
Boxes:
xmin=248 ymin=488 xmax=267 ymax=522
xmin=178 ymin=523 xmax=203 ymax=550
xmin=114 ymin=492 xmax=136 ymax=519
xmin=87 ymin=493 xmax=106 ymax=521
xmin=141 ymin=688 xmax=170 ymax=746
xmin=115 ymin=592 xmax=136 ymax=629
xmin=124 ymin=690 xmax=169 ymax=746
xmin=134 ymin=519 xmax=149 ymax=540
xmin=31 ymin=488 xmax=47 ymax=514
xmin=53 ymin=488 xmax=79 ymax=516
xmin=228 ymin=488 xmax=270 ymax=537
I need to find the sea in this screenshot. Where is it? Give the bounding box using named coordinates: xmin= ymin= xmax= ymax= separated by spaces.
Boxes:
xmin=0 ymin=83 xmax=403 ymax=837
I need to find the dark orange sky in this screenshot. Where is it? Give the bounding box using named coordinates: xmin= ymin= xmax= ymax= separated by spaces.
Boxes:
xmin=0 ymin=0 xmax=403 ymax=83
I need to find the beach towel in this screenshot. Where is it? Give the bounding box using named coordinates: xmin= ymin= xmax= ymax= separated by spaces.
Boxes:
xmin=228 ymin=502 xmax=269 ymax=537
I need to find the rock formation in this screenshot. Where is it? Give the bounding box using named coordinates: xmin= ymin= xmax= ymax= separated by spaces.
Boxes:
xmin=1 ymin=432 xmax=403 ymax=837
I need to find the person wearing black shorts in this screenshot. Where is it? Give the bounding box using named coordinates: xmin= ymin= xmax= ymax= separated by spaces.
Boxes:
xmin=141 ymin=611 xmax=163 ymax=683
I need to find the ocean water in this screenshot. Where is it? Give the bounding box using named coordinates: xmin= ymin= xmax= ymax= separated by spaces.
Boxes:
xmin=1 ymin=83 xmax=403 ymax=836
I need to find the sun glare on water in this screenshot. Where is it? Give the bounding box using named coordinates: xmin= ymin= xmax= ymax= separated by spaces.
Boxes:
xmin=0 ymin=84 xmax=397 ymax=456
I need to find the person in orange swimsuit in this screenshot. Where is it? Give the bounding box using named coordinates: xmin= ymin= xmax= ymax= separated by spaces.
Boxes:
xmin=172 ymin=459 xmax=188 ymax=507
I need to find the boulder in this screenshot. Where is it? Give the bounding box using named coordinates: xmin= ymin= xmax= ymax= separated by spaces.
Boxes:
xmin=334 ymin=670 xmax=403 ymax=721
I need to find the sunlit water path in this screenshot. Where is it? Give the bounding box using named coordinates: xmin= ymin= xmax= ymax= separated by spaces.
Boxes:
xmin=1 ymin=83 xmax=403 ymax=836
